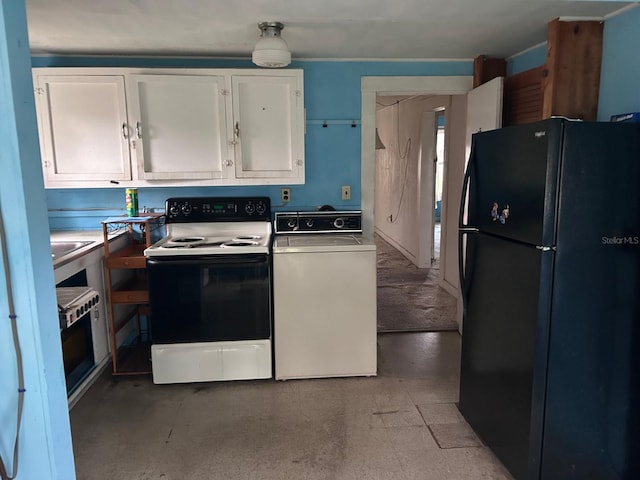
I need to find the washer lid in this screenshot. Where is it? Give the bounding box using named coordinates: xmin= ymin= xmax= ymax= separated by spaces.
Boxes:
xmin=273 ymin=234 xmax=376 ymax=253
xmin=286 ymin=234 xmax=363 ymax=246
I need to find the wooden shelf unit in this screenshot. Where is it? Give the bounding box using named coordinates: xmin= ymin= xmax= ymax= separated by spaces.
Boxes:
xmin=101 ymin=214 xmax=164 ymax=375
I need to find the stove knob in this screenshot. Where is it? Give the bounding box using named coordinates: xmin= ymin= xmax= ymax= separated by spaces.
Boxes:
xmin=256 ymin=202 xmax=266 ymax=215
xmin=305 ymin=219 xmax=314 ymax=228
xmin=287 ymin=219 xmax=297 ymax=229
xmin=333 ymin=217 xmax=345 ymax=229
xmin=245 ymin=203 xmax=256 ymax=215
xmin=169 ymin=205 xmax=179 ymax=216
xmin=181 ymin=204 xmax=192 ymax=215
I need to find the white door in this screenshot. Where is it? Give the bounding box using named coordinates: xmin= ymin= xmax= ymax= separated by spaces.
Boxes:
xmin=459 ymin=76 xmax=504 ymax=333
xmin=35 ymin=75 xmax=131 ymax=184
xmin=128 ymin=74 xmax=228 ymax=180
xmin=417 ymin=111 xmax=437 ymax=268
xmin=465 ymin=76 xmax=504 ymax=163
xmin=231 ymin=75 xmax=304 ymax=182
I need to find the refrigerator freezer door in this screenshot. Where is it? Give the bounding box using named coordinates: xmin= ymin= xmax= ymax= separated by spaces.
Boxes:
xmin=458 ymin=232 xmax=552 ymax=480
xmin=465 ymin=119 xmax=563 ymax=247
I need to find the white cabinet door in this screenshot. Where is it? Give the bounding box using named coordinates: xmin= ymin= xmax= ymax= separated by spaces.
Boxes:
xmin=128 ymin=74 xmax=229 ymax=180
xmin=34 ymin=75 xmax=132 ymax=185
xmin=231 ymin=75 xmax=304 ymax=183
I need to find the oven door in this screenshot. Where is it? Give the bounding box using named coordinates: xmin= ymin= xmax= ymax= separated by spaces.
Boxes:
xmin=147 ymin=254 xmax=271 ymax=344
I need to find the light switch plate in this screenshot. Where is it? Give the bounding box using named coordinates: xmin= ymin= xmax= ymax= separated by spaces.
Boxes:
xmin=341 ymin=185 xmax=351 ymax=201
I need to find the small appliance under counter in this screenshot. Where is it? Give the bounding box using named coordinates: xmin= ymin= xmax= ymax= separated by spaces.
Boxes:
xmin=272 ymin=211 xmax=377 ymax=380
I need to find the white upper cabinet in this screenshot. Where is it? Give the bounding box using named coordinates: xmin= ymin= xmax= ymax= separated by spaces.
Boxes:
xmin=127 ymin=74 xmax=229 ymax=181
xmin=34 ymin=75 xmax=132 ymax=185
xmin=32 ymin=68 xmax=305 ymax=188
xmin=231 ymin=75 xmax=304 ymax=182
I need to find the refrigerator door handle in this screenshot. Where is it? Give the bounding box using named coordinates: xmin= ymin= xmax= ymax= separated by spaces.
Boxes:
xmin=459 ymin=143 xmax=476 ymax=229
xmin=458 ymin=144 xmax=477 ymax=312
xmin=458 ymin=230 xmax=474 ymax=312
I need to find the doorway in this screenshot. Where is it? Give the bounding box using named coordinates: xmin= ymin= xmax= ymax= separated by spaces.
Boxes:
xmin=363 ymin=76 xmax=473 ymax=337
xmin=373 ymin=96 xmax=447 ymax=269
xmin=374 ymin=96 xmax=457 ymax=333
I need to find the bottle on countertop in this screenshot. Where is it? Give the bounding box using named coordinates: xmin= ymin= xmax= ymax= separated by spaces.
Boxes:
xmin=125 ymin=188 xmax=138 ymax=217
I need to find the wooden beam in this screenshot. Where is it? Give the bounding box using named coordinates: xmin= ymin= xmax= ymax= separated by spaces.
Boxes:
xmin=473 ymin=55 xmax=507 ymax=88
xmin=542 ymin=18 xmax=603 ymax=120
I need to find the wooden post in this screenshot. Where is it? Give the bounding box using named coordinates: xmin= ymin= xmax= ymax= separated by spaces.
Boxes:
xmin=542 ymin=18 xmax=603 ymax=120
xmin=473 ymin=55 xmax=507 ymax=88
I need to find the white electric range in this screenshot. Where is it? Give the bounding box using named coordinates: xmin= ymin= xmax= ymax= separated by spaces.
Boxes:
xmin=144 ymin=197 xmax=273 ymax=384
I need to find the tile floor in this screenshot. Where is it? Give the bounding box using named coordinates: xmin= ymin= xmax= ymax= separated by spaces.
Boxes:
xmin=70 ymin=332 xmax=513 ymax=480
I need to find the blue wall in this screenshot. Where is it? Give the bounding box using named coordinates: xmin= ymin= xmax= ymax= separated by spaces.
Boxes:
xmin=507 ymin=43 xmax=547 ymax=76
xmin=34 ymin=57 xmax=472 ymax=230
xmin=598 ymin=5 xmax=640 ymax=120
xmin=45 ymin=2 xmax=640 ymax=231
xmin=1 ymin=1 xmax=75 ymax=479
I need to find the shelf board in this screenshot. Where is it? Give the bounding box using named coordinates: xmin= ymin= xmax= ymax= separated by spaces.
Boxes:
xmin=105 ymin=244 xmax=148 ymax=268
xmin=110 ymin=276 xmax=148 ymax=304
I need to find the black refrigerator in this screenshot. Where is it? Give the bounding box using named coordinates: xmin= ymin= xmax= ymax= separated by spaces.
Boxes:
xmin=458 ymin=118 xmax=640 ymax=480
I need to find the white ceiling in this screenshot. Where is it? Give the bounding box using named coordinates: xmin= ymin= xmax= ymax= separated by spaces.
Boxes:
xmin=25 ymin=0 xmax=631 ymax=60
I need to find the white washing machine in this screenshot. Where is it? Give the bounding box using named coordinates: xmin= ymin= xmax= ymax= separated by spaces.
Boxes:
xmin=272 ymin=211 xmax=377 ymax=380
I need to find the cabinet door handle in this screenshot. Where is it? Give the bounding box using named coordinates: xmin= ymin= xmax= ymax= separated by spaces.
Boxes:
xmin=135 ymin=122 xmax=142 ymax=139
xmin=229 ymin=122 xmax=240 ymax=145
xmin=122 ymin=123 xmax=129 ymax=139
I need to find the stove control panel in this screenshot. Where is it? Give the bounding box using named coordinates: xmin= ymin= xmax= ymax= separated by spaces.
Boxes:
xmin=275 ymin=211 xmax=362 ymax=233
xmin=165 ymin=197 xmax=271 ymax=223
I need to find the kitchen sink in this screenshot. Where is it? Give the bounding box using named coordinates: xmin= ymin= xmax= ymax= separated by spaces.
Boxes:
xmin=51 ymin=241 xmax=93 ymax=260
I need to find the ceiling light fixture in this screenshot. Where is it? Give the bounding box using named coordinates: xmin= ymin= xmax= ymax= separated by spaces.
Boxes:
xmin=252 ymin=21 xmax=291 ymax=68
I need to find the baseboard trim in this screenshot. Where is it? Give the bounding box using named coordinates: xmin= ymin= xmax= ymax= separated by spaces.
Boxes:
xmin=374 ymin=228 xmax=419 ymax=266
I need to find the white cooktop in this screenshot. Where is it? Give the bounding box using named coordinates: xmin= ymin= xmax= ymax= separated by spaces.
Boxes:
xmin=145 ymin=221 xmax=271 ymax=257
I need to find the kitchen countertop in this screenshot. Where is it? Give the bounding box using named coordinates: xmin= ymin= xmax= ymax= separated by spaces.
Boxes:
xmin=50 ymin=230 xmax=122 ymax=270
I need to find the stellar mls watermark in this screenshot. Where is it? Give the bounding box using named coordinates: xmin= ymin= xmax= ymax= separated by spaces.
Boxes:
xmin=602 ymin=236 xmax=640 ymax=245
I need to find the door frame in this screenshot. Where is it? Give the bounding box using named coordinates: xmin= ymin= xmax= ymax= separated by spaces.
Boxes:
xmin=361 ymin=76 xmax=472 ymax=297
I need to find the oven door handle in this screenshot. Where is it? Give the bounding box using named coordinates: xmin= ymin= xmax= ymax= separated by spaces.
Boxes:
xmin=146 ymin=254 xmax=268 ymax=267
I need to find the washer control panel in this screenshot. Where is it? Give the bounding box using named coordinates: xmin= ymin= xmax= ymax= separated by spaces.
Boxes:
xmin=275 ymin=211 xmax=362 ymax=233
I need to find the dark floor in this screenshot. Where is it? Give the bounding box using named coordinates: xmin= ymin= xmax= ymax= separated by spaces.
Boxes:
xmin=70 ymin=332 xmax=513 ymax=480
xmin=376 ymin=233 xmax=458 ymax=333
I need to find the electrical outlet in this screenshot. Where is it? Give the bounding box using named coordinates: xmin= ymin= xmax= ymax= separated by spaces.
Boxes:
xmin=281 ymin=187 xmax=291 ymax=203
xmin=341 ymin=185 xmax=351 ymax=201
